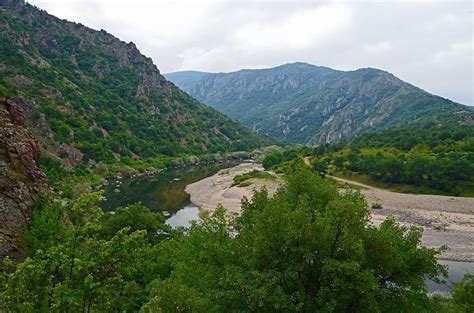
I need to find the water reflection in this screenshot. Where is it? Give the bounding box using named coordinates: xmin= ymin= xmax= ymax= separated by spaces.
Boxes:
xmin=101 ymin=162 xmax=236 ymax=216
xmin=166 ymin=204 xmax=200 ymax=228
xmin=427 ymin=260 xmax=474 ymax=292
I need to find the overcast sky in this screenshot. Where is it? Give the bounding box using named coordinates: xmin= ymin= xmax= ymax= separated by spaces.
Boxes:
xmin=29 ymin=0 xmax=473 ymax=105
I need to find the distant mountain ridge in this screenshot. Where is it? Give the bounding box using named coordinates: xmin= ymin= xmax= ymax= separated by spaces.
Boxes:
xmin=0 ymin=0 xmax=271 ymax=167
xmin=167 ymin=71 xmax=210 ymax=92
xmin=166 ymin=62 xmax=473 ymax=145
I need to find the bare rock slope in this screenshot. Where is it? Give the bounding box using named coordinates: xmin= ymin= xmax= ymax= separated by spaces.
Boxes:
xmin=0 ymin=98 xmax=49 ymax=260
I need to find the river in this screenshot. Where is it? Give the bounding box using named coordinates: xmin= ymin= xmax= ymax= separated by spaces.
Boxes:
xmin=101 ymin=163 xmax=473 ymax=292
xmin=101 ymin=162 xmax=235 ymax=227
xmin=428 ymin=260 xmax=473 ymax=292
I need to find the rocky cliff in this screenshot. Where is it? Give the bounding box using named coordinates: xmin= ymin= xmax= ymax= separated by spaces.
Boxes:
xmin=0 ymin=98 xmax=49 ymax=260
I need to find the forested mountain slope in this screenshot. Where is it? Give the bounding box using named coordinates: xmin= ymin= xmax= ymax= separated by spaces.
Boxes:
xmin=0 ymin=0 xmax=271 ymax=168
xmin=167 ymin=62 xmax=473 ymax=145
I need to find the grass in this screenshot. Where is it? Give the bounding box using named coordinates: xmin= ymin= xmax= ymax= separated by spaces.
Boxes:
xmin=232 ymin=170 xmax=277 ymax=187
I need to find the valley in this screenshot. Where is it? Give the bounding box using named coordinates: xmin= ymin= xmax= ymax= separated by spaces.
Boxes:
xmin=1 ymin=0 xmax=473 ymax=311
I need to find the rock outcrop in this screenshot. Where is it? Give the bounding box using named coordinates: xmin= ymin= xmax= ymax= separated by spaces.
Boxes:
xmin=0 ymin=98 xmax=49 ymax=260
xmin=0 ymin=0 xmax=271 ymax=165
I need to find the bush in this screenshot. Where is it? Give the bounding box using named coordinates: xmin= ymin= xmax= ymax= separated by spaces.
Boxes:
xmin=232 ymin=169 xmax=276 ymax=187
xmin=452 ymin=274 xmax=474 ymax=312
xmin=371 ymin=202 xmax=383 ymax=209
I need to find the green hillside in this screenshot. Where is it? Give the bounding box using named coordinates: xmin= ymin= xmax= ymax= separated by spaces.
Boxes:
xmin=328 ymin=122 xmax=474 ymax=196
xmin=264 ymin=121 xmax=474 ymax=196
xmin=0 ymin=0 xmax=272 ymax=168
xmin=167 ymin=63 xmax=473 ymax=145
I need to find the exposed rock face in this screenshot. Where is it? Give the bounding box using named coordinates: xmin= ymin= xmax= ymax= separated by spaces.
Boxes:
xmin=0 ymin=98 xmax=49 ymax=260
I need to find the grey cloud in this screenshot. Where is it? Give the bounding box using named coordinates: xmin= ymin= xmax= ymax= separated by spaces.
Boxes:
xmin=29 ymin=0 xmax=473 ymax=105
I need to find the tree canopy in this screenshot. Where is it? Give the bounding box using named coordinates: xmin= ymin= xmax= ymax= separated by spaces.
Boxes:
xmin=1 ymin=164 xmax=456 ymax=312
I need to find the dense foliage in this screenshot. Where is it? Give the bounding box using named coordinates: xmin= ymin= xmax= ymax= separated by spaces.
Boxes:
xmin=451 ymin=274 xmax=474 ymax=312
xmin=262 ymin=149 xmax=302 ymax=170
xmin=2 ymin=164 xmax=455 ymax=312
xmin=348 ymin=122 xmax=474 ymax=151
xmin=264 ymin=123 xmax=474 ymax=196
xmin=428 ymin=274 xmax=474 ymax=313
xmin=311 ymin=123 xmax=474 ymax=196
xmin=0 ymin=1 xmax=271 ymax=166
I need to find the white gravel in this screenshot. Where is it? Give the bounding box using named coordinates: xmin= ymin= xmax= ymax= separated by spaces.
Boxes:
xmin=331 ymin=176 xmax=474 ymax=262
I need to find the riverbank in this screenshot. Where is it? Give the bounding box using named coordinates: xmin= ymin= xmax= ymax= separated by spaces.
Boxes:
xmin=185 ymin=163 xmax=280 ymax=213
xmin=185 ymin=163 xmax=474 ymax=262
xmin=101 ymin=161 xmax=241 ymax=213
xmin=95 ymin=153 xmax=258 ymax=193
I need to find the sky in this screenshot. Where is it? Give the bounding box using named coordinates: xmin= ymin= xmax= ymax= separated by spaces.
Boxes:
xmin=28 ymin=0 xmax=473 ymax=106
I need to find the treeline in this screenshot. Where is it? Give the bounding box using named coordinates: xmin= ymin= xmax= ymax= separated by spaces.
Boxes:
xmin=3 ymin=165 xmax=471 ymax=312
xmin=332 ymin=149 xmax=471 ymax=194
xmin=305 ymin=123 xmax=473 ymax=196
xmin=349 ymin=122 xmax=473 ymax=151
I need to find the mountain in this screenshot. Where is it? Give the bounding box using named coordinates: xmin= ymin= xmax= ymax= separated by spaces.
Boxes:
xmin=166 ymin=62 xmax=473 ymax=145
xmin=165 ymin=70 xmax=210 ymax=92
xmin=0 ymin=0 xmax=272 ymax=168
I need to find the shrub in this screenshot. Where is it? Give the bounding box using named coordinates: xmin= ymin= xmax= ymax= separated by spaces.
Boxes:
xmin=371 ymin=202 xmax=383 ymax=209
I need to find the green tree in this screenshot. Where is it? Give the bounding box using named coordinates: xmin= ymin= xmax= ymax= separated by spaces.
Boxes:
xmin=100 ymin=203 xmax=170 ymax=244
xmin=1 ymin=193 xmax=166 ymax=312
xmin=1 ymin=164 xmax=450 ymax=312
xmin=311 ymin=158 xmax=328 ymax=177
xmin=21 ymin=195 xmax=67 ymax=256
xmin=452 ymin=274 xmax=474 ymax=312
xmin=145 ymin=164 xmax=445 ymax=312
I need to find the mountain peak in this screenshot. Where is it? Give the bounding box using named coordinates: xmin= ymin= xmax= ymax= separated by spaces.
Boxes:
xmin=167 ymin=62 xmax=471 ymax=145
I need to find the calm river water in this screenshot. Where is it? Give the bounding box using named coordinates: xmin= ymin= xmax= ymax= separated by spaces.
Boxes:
xmin=101 ymin=163 xmax=472 ymax=292
xmin=101 ymin=162 xmax=236 ymax=227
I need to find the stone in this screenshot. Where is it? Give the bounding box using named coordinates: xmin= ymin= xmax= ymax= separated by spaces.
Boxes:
xmin=0 ymin=98 xmax=49 ymax=261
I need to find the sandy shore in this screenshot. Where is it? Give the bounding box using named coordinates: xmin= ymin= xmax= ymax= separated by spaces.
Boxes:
xmin=185 ymin=163 xmax=280 ymax=214
xmin=186 ymin=163 xmax=474 ymax=262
